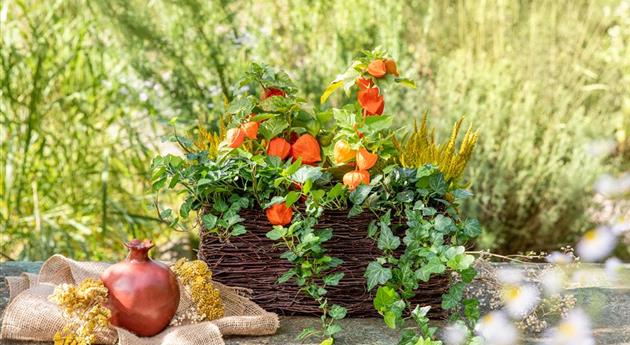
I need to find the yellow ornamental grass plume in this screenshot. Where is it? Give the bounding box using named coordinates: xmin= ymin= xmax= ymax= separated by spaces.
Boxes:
xmin=398 ymin=113 xmax=478 ymax=182
xmin=194 ymin=125 xmax=223 ymax=159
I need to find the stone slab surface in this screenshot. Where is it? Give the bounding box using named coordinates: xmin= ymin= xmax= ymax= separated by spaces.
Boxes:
xmin=1 ymin=261 xmax=629 ymax=345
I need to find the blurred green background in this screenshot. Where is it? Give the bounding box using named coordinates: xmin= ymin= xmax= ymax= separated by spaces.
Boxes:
xmin=2 ymin=0 xmax=629 ymax=261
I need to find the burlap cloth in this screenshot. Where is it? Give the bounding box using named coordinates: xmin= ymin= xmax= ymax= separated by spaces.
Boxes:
xmin=0 ymin=255 xmax=279 ymax=345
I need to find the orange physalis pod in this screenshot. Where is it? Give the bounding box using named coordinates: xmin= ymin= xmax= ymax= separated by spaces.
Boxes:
xmin=357 ymin=87 xmax=385 ymax=116
xmin=367 ymin=60 xmax=387 ymax=78
xmin=356 ymin=147 xmax=378 ymax=170
xmin=291 ymin=134 xmax=321 ymax=164
xmin=343 ymin=170 xmax=370 ymax=191
xmin=267 ymin=137 xmax=292 ymax=160
xmin=261 ymin=88 xmax=286 ymax=100
xmin=241 ymin=121 xmax=259 ymax=139
xmin=333 ymin=140 xmax=356 ymax=164
xmin=265 ymin=202 xmax=293 ymax=226
xmin=225 ymin=128 xmax=245 ymax=148
xmin=384 ymin=59 xmax=399 ymax=76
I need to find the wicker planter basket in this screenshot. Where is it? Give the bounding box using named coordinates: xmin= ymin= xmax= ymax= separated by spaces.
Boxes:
xmin=198 ymin=208 xmax=450 ymax=318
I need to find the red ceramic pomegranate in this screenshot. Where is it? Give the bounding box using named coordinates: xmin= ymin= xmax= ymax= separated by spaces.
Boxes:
xmin=100 ymin=239 xmax=180 ymax=336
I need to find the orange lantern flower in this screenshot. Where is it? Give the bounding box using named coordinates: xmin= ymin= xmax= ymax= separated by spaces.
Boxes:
xmin=265 ymin=202 xmax=293 ymax=226
xmin=357 ymin=87 xmax=385 ymax=116
xmin=343 ymin=170 xmax=370 ymax=191
xmin=367 ymin=59 xmax=387 ymax=78
xmin=225 ymin=128 xmax=245 ymax=148
xmin=356 ymin=147 xmax=378 ymax=170
xmin=291 ymin=134 xmax=321 ymax=164
xmin=333 ymin=140 xmax=356 ymax=164
xmin=267 ymin=137 xmax=291 ymax=160
xmin=356 ymin=77 xmax=373 ymax=91
xmin=261 ymin=87 xmax=286 ymax=100
xmin=241 ymin=121 xmax=259 ymax=139
xmin=384 ymin=59 xmax=399 ymax=76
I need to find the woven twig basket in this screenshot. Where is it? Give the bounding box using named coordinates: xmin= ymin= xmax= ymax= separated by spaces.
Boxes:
xmin=198 ymin=208 xmax=450 ymax=318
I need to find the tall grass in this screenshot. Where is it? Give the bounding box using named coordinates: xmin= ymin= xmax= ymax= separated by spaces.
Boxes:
xmin=1 ymin=0 xmax=175 ymax=260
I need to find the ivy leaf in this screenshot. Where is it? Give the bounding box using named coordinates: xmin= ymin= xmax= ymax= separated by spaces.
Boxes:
xmin=323 ymin=272 xmax=345 ymax=286
xmin=324 ymin=323 xmax=342 ymax=336
xmin=452 ymin=189 xmax=473 ymax=200
xmin=441 ymin=282 xmax=465 ymax=310
xmin=365 ymin=261 xmax=392 ymax=290
xmin=415 ymin=257 xmax=446 ymax=282
xmin=276 ymin=269 xmax=296 ymax=284
xmin=428 ymin=173 xmax=447 ymax=195
xmin=460 ymin=267 xmax=477 ymax=283
xmin=349 ymin=184 xmax=372 ymax=205
xmin=463 ymin=218 xmax=481 ymax=238
xmin=377 ymin=225 xmax=400 ymax=251
xmin=292 ymin=166 xmax=323 ymax=184
xmin=464 ymin=298 xmax=480 ymax=321
xmin=201 ymin=214 xmax=218 ymax=229
xmin=434 ymin=214 xmax=455 ymax=233
xmin=230 ymin=225 xmax=246 ymax=236
xmin=328 ymin=304 xmax=347 ymax=320
xmin=266 ymin=226 xmax=287 ymax=240
xmin=447 ymin=253 xmax=475 ymax=271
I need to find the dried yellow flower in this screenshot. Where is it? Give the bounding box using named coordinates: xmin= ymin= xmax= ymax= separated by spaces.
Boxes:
xmin=171 ymin=259 xmax=224 ymax=325
xmin=49 ymin=278 xmax=110 ymax=345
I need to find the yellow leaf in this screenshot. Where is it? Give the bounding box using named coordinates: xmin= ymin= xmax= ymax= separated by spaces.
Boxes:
xmin=320 ymin=337 xmax=335 ymax=345
xmin=320 ymin=80 xmax=344 ymax=104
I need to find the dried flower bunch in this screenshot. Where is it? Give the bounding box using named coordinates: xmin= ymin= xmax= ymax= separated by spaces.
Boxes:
xmin=49 ymin=278 xmax=111 ymax=345
xmin=170 ymin=259 xmax=224 ymax=325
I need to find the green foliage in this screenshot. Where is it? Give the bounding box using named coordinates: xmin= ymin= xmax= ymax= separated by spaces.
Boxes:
xmin=1 ymin=0 xmax=174 ymax=261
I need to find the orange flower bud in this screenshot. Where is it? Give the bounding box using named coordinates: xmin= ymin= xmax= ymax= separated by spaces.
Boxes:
xmin=241 ymin=121 xmax=259 ymax=139
xmin=225 ymin=128 xmax=245 ymax=148
xmin=356 ymin=147 xmax=378 ymax=170
xmin=265 ymin=202 xmax=293 ymax=226
xmin=261 ymin=88 xmax=286 ymax=100
xmin=291 ymin=134 xmax=321 ymax=164
xmin=384 ymin=59 xmax=399 ymax=76
xmin=343 ymin=170 xmax=370 ymax=191
xmin=333 ymin=140 xmax=356 ymax=164
xmin=367 ymin=59 xmax=387 ymax=78
xmin=267 ymin=137 xmax=291 ymax=160
xmin=357 ymin=87 xmax=385 ymax=116
xmin=356 ymin=77 xmax=373 ymax=91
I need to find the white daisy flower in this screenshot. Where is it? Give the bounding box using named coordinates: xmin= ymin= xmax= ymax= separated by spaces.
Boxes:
xmin=496 ymin=268 xmax=524 ymax=284
xmin=594 ymin=173 xmax=630 ymax=197
xmin=605 ymin=257 xmax=623 ymax=282
xmin=546 ymin=251 xmax=573 ymax=264
xmin=442 ymin=321 xmax=469 ymax=345
xmin=475 ymin=311 xmax=519 ymax=345
xmin=544 ymin=308 xmax=594 ymax=345
xmin=576 ymin=227 xmax=617 ymax=262
xmin=501 ymin=283 xmax=541 ymax=318
xmin=610 ymin=216 xmax=630 ymax=235
xmin=540 ymin=268 xmax=566 ymax=296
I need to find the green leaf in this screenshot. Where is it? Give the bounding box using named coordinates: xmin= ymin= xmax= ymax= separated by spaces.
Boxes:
xmin=377 ymin=225 xmax=401 ymax=251
xmin=324 ymin=323 xmax=342 ymax=336
xmin=329 ymin=304 xmax=347 ymax=320
xmin=434 ymin=214 xmax=455 ymax=233
xmin=297 ymin=327 xmax=317 ymax=341
xmin=373 ymin=286 xmax=400 ymax=312
xmin=363 ymin=115 xmax=393 ymax=132
xmin=292 ymin=166 xmax=323 ymax=184
xmin=230 ymin=225 xmax=246 ymax=236
xmin=201 ymin=214 xmax=218 ymax=229
xmin=447 ymin=253 xmax=475 ymax=271
xmin=365 ymin=261 xmax=392 ymax=290
xmin=463 ymin=298 xmax=480 ymax=321
xmin=441 ymin=282 xmax=465 ymax=310
xmin=226 ymin=95 xmax=257 ymax=115
xmin=323 ymin=272 xmax=345 ymax=286
xmin=463 ymin=218 xmax=481 ymax=238
xmin=285 ymin=191 xmax=301 ymax=207
xmin=394 ymin=77 xmax=416 ymax=89
xmin=460 ymin=267 xmax=477 ymax=283
xmin=259 ymin=116 xmax=289 ymax=140
xmin=276 ymin=270 xmax=296 ymax=284
xmin=415 ymin=257 xmax=446 ymax=282
xmin=349 ymin=184 xmax=372 ymax=205
xmin=266 ymin=226 xmax=287 ymax=240
xmin=250 ymin=113 xmax=277 ymax=122
xmin=320 ymin=80 xmax=343 ymax=104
